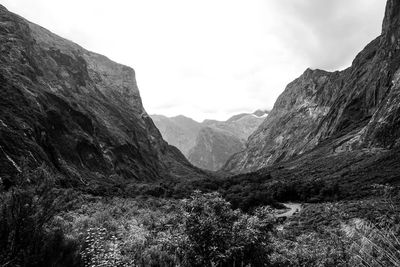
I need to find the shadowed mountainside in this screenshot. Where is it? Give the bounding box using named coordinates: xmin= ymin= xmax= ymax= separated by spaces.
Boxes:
xmin=0 ymin=5 xmax=207 ymax=191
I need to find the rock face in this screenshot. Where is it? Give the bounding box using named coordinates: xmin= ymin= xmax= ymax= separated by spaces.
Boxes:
xmin=151 ymin=111 xmax=268 ymax=171
xmin=0 ymin=5 xmax=206 ymax=188
xmin=224 ymin=0 xmax=400 ymax=173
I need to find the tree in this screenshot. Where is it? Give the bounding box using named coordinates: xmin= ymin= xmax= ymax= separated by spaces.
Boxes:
xmin=180 ymin=191 xmax=275 ymax=267
xmin=0 ymin=164 xmax=80 ymax=267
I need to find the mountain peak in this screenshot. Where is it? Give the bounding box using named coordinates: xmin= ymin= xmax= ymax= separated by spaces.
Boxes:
xmin=252 ymin=109 xmax=269 ymax=117
xmin=382 ymin=0 xmax=400 ymax=35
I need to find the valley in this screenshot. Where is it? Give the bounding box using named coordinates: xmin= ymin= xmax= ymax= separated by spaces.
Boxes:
xmin=151 ymin=110 xmax=268 ymax=171
xmin=0 ymin=1 xmax=400 ymax=266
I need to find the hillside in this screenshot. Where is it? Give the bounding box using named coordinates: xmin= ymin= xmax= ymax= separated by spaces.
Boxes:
xmin=0 ymin=4 xmax=206 ymax=192
xmin=223 ymin=0 xmax=400 ymax=174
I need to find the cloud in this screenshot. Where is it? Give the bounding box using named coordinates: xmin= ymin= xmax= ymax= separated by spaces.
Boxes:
xmin=268 ymin=0 xmax=385 ymax=70
xmin=1 ymin=0 xmax=387 ymax=121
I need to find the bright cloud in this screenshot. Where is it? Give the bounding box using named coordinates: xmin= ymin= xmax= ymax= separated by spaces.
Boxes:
xmin=0 ymin=0 xmax=386 ymax=121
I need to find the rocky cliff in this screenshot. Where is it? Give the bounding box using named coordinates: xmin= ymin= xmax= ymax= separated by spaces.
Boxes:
xmin=224 ymin=0 xmax=400 ymax=173
xmin=0 ymin=5 xmax=206 ymax=190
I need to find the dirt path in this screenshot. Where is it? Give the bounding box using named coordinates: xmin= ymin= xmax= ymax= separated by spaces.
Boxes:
xmin=276 ymin=203 xmax=302 ymax=218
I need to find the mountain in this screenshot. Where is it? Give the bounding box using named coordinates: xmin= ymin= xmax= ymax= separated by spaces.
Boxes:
xmin=151 ymin=110 xmax=268 ymax=170
xmin=151 ymin=115 xmax=202 ymax=156
xmin=0 ymin=5 xmax=207 ymax=190
xmin=223 ymin=0 xmax=400 ymax=174
xmin=252 ymin=109 xmax=269 ymax=117
xmin=188 ymin=127 xmax=244 ymax=171
xmin=212 ymin=110 xmax=269 ymax=141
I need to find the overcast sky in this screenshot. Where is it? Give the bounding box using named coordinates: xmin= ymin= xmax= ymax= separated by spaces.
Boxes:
xmin=1 ymin=0 xmax=386 ymax=121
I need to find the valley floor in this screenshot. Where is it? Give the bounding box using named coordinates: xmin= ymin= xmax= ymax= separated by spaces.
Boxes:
xmin=1 ymin=166 xmax=399 ymax=267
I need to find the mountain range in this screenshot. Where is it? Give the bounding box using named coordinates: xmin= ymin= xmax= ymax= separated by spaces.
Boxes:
xmin=1 ymin=0 xmax=400 ymax=196
xmin=2 ymin=2 xmax=400 ymax=265
xmin=151 ymin=110 xmax=268 ymax=171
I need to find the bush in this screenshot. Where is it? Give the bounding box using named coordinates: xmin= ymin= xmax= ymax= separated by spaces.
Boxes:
xmin=271 ymin=184 xmax=400 ymax=267
xmin=271 ymin=230 xmax=351 ymax=267
xmin=81 ymin=227 xmax=130 ymax=267
xmin=0 ymin=164 xmax=80 ymax=267
xmin=180 ymin=191 xmax=239 ymax=266
xmin=180 ymin=191 xmax=275 ymax=266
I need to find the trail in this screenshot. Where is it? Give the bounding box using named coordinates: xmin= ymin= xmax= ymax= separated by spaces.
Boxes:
xmin=276 ymin=203 xmax=301 ymax=218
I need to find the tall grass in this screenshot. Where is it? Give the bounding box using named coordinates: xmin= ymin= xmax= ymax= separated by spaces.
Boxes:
xmin=343 ymin=185 xmax=400 ymax=267
xmin=342 ymin=218 xmax=400 ymax=267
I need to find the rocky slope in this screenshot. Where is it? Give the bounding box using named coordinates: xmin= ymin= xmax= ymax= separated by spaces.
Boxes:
xmin=224 ymin=0 xmax=400 ymax=173
xmin=0 ymin=5 xmax=206 ymax=190
xmin=151 ymin=111 xmax=268 ymax=170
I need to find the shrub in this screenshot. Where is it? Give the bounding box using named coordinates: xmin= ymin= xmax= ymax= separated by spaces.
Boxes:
xmin=80 ymin=227 xmax=131 ymax=267
xmin=271 ymin=230 xmax=351 ymax=267
xmin=180 ymin=191 xmax=275 ymax=267
xmin=231 ymin=207 xmax=275 ymax=266
xmin=180 ymin=191 xmax=239 ymax=266
xmin=0 ymin=164 xmax=80 ymax=267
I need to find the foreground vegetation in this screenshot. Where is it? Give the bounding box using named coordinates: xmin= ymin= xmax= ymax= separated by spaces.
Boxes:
xmin=1 ymin=165 xmax=400 ymax=266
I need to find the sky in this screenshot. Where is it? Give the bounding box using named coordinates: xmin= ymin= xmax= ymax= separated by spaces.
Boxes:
xmin=1 ymin=0 xmax=386 ymax=121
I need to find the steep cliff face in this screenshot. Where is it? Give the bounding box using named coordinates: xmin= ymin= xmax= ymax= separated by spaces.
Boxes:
xmin=360 ymin=0 xmax=400 ymax=149
xmin=224 ymin=69 xmax=342 ymax=171
xmin=224 ymin=0 xmax=400 ymax=173
xmin=0 ymin=5 xmax=205 ymax=188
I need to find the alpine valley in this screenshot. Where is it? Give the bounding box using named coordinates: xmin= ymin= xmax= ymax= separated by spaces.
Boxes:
xmin=151 ymin=110 xmax=268 ymax=171
xmin=1 ymin=1 xmax=400 ymax=267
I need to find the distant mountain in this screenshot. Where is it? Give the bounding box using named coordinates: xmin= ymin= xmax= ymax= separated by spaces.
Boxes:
xmin=226 ymin=110 xmax=268 ymax=123
xmin=212 ymin=110 xmax=270 ymax=141
xmin=151 ymin=110 xmax=268 ymax=170
xmin=252 ymin=109 xmax=269 ymax=117
xmin=151 ymin=115 xmax=202 ymax=156
xmin=188 ymin=127 xmax=244 ymax=171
